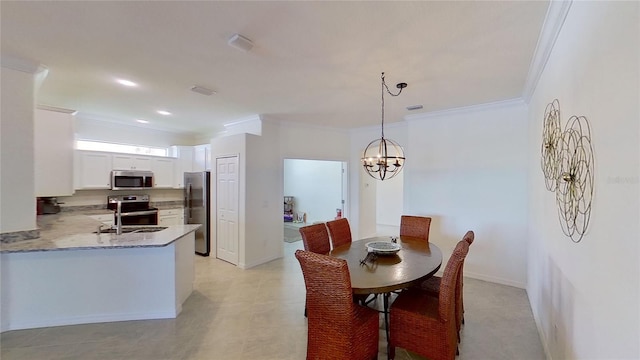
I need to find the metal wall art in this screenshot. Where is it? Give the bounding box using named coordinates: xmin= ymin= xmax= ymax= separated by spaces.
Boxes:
xmin=540 ymin=99 xmax=594 ymax=243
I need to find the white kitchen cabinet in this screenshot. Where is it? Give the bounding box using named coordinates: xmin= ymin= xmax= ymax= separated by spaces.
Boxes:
xmin=171 ymin=146 xmax=194 ymax=188
xmin=151 ymin=158 xmax=176 ymax=188
xmin=34 ymin=108 xmax=75 ymax=196
xmin=75 ymin=151 xmax=113 ymax=189
xmin=159 ymin=208 xmax=184 ymax=226
xmin=112 ymin=155 xmax=152 ymax=171
xmin=193 ymin=144 xmax=211 ymax=171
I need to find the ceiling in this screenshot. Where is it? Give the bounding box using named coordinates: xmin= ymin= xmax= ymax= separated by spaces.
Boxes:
xmin=1 ymin=1 xmax=549 ymax=136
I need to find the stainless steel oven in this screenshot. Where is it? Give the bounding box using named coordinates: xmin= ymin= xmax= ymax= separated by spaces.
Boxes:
xmin=107 ymin=195 xmax=158 ymax=225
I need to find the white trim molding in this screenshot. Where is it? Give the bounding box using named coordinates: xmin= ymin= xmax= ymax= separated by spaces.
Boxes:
xmin=37 ymin=104 xmax=77 ymax=115
xmin=0 ymin=55 xmax=47 ymax=74
xmin=522 ymin=0 xmax=573 ymax=103
xmin=404 ymin=97 xmax=525 ymax=122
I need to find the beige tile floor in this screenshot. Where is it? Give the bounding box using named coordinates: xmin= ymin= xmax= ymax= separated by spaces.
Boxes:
xmin=1 ymin=241 xmax=545 ymax=359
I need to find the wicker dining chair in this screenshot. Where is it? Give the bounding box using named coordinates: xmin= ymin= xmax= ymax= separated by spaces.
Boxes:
xmin=389 ymin=240 xmax=469 ymax=360
xmin=400 ymin=215 xmax=432 ymax=242
xmin=295 ymin=250 xmax=379 ymax=360
xmin=299 ymin=223 xmax=331 ymax=255
xmin=326 ymin=218 xmax=352 ymax=249
xmin=298 ymin=223 xmax=332 ymax=317
xmin=420 ymin=230 xmax=475 ymax=338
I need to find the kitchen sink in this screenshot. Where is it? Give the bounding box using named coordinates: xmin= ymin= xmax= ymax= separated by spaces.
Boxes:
xmin=95 ymin=226 xmax=168 ymax=234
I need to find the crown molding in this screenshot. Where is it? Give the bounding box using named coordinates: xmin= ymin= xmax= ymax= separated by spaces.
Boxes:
xmin=223 ymin=114 xmax=262 ymax=128
xmin=404 ymin=97 xmax=525 ymax=122
xmin=522 ymin=0 xmax=573 ymax=103
xmin=0 ymin=55 xmax=47 ymax=74
xmin=37 ymin=104 xmax=77 ymax=115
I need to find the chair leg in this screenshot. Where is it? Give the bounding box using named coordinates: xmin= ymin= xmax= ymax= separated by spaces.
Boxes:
xmin=456 ymin=346 xmax=459 ymax=356
xmin=389 ymin=345 xmax=395 ymax=359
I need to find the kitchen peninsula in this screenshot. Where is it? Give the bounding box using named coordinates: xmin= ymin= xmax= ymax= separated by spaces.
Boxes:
xmin=0 ymin=213 xmax=201 ymax=332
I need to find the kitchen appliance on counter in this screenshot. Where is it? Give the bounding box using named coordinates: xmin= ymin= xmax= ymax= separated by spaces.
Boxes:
xmin=111 ymin=170 xmax=154 ymax=190
xmin=184 ymin=171 xmax=211 ymax=256
xmin=38 ymin=197 xmax=62 ymax=214
xmin=107 ymin=194 xmax=158 ymax=225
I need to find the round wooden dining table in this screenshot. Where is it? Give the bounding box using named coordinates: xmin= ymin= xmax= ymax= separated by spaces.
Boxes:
xmin=330 ymin=236 xmax=443 ymax=295
xmin=330 ymin=235 xmax=442 ymax=357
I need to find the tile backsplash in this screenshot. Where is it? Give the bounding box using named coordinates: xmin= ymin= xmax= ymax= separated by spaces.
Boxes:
xmin=58 ymin=188 xmax=183 ymax=208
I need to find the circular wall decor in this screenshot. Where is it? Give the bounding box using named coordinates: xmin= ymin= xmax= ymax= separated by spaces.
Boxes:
xmin=541 ymin=99 xmax=562 ymax=191
xmin=540 ymin=99 xmax=594 ymax=243
xmin=555 ymin=115 xmax=594 ymax=243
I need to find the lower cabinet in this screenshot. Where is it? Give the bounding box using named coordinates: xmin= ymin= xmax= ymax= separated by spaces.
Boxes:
xmin=159 ymin=209 xmax=184 ymax=226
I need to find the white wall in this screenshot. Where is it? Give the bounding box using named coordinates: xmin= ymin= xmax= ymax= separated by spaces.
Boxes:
xmin=526 ymin=2 xmax=639 ymax=358
xmin=284 ymin=159 xmax=343 ymax=223
xmin=350 ymin=123 xmax=408 ymax=240
xmin=75 ymin=115 xmax=194 ymax=147
xmin=244 ymin=121 xmax=282 ymax=268
xmin=0 ymin=65 xmax=38 ymax=234
xmin=211 ymin=120 xmax=353 ymax=269
xmin=405 ymin=101 xmax=529 ymax=288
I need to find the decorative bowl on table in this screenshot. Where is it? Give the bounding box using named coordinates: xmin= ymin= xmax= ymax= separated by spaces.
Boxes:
xmin=365 ymin=241 xmax=401 ymax=255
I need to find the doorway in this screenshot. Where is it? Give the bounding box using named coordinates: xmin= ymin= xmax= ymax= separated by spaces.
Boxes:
xmin=283 ymin=159 xmax=347 ymax=243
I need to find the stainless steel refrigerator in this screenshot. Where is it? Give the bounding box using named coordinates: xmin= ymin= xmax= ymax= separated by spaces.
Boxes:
xmin=184 ymin=171 xmax=211 ymax=256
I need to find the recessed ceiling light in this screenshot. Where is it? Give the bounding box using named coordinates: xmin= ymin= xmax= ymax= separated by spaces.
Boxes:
xmin=136 ymin=119 xmax=149 ymax=124
xmin=157 ymin=110 xmax=171 ymax=116
xmin=116 ymin=79 xmax=138 ymax=87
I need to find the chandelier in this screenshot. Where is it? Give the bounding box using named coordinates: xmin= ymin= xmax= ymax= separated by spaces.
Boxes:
xmin=361 ymin=72 xmax=407 ymax=181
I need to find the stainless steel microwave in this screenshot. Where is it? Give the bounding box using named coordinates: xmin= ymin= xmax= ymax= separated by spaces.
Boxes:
xmin=111 ymin=170 xmax=154 ymax=190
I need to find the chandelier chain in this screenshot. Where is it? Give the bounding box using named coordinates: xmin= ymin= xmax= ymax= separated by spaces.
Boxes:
xmin=380 ymin=72 xmax=404 ymax=138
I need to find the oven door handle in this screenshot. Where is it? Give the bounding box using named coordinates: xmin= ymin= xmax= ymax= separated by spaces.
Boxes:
xmin=120 ymin=210 xmax=158 ymax=217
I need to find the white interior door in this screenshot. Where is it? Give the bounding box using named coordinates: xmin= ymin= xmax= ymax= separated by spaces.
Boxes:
xmin=216 ymin=156 xmax=239 ymax=265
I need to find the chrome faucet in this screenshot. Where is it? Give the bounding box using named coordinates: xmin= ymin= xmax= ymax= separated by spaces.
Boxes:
xmin=115 ymin=200 xmax=123 ymax=235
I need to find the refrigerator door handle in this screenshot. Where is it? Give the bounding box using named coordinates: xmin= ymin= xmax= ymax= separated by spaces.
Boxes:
xmin=186 ymin=183 xmax=192 ymax=219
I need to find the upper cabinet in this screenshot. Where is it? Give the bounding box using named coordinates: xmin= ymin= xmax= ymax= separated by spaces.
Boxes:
xmin=73 ymin=144 xmax=206 ymax=190
xmin=151 ymin=158 xmax=176 ymax=188
xmin=171 ymin=146 xmax=194 ymax=188
xmin=75 ymin=151 xmax=113 ymax=189
xmin=112 ymin=155 xmax=152 ymax=171
xmin=34 ymin=108 xmax=75 ymax=196
xmin=193 ymin=144 xmax=211 ymax=172
xmin=75 ymin=151 xmax=177 ymax=190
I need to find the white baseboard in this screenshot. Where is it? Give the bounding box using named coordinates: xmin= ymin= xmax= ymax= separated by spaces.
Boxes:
xmin=3 ymin=310 xmax=177 ymax=332
xmin=463 ymin=271 xmax=527 ymax=289
xmin=528 ymin=291 xmax=552 ymax=360
xmin=240 ymin=253 xmax=283 ymax=269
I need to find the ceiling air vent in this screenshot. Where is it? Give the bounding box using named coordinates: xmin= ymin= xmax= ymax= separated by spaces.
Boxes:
xmin=190 ymin=86 xmax=216 ymax=96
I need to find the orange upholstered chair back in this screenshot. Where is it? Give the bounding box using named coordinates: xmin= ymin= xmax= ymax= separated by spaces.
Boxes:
xmin=294 ymin=250 xmax=358 ymax=357
xmin=463 ymin=230 xmax=475 ymax=245
xmin=299 ymin=223 xmax=331 ymax=255
xmin=438 ymin=240 xmax=469 ymax=320
xmin=326 ymin=218 xmax=352 ymax=249
xmin=400 ymin=215 xmax=432 ymax=242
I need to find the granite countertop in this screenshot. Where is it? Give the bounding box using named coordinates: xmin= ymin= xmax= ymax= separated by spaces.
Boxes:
xmin=0 ymin=213 xmax=200 ymax=253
